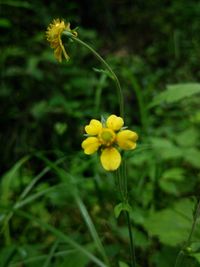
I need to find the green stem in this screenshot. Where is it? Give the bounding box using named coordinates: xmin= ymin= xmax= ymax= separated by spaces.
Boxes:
xmin=186 ymin=198 xmax=200 ymax=246
xmin=63 ymin=32 xmax=124 ymax=117
xmin=125 ymin=211 xmax=136 ymax=267
xmin=63 ymin=31 xmax=136 ymax=266
xmin=174 ymin=250 xmax=184 ymax=267
xmin=174 ymin=198 xmax=200 ymax=267
xmin=117 ymin=165 xmax=137 ymax=267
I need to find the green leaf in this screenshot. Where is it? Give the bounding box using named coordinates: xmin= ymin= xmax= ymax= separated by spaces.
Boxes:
xmin=159 ymin=168 xmax=185 ymax=195
xmin=0 ymin=18 xmax=12 ymax=28
xmin=189 ymin=242 xmax=200 ymax=253
xmin=143 ymin=199 xmax=200 ymax=246
xmin=114 ymin=202 xmax=132 ymax=218
xmin=151 ymin=246 xmax=178 ymax=267
xmin=11 ymin=209 xmax=108 ymax=267
xmin=161 ymin=168 xmax=185 ymax=181
xmin=93 ymin=68 xmax=113 ymax=79
xmin=183 ymin=148 xmax=200 ymax=168
xmin=0 ymin=0 xmax=32 ymax=8
xmin=31 ymin=101 xmax=48 ymax=119
xmin=150 ymin=83 xmax=200 ymax=107
xmin=42 ymin=240 xmax=59 ymax=267
xmin=0 ymin=245 xmax=16 ymax=267
xmin=0 ymin=156 xmax=30 ymax=205
xmin=150 ymin=137 xmax=182 ymax=159
xmin=193 ymin=253 xmax=200 ymax=263
xmin=159 ymin=180 xmax=179 ymax=195
xmin=75 ymin=195 xmax=110 ymax=266
xmin=54 ymin=122 xmax=68 ymax=135
xmin=60 ymin=249 xmax=91 ymax=267
xmin=175 ymin=128 xmax=199 ymax=147
xmin=119 ymin=261 xmax=129 ymax=267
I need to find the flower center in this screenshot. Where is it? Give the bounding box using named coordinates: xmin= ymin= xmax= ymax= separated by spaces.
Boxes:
xmin=99 ymin=128 xmax=116 ymax=146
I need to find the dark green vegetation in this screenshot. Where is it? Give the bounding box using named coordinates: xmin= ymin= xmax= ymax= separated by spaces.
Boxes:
xmin=1 ymin=1 xmax=200 ymax=266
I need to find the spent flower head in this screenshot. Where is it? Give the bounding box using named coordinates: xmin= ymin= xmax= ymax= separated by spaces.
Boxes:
xmin=46 ymin=18 xmax=78 ymax=62
xmin=82 ymin=114 xmax=138 ymax=171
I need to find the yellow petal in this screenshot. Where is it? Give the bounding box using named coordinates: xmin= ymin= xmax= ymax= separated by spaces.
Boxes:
xmin=46 ymin=19 xmax=76 ymax=62
xmin=100 ymin=147 xmax=121 ymax=171
xmin=54 ymin=46 xmax=62 ymax=62
xmin=85 ymin=119 xmax=102 ymax=135
xmin=106 ymin=114 xmax=124 ymax=131
xmin=81 ymin=137 xmax=100 ymax=155
xmin=117 ymin=130 xmax=138 ymax=150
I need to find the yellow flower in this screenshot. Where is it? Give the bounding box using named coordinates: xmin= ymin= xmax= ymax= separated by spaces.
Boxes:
xmin=81 ymin=114 xmax=138 ymax=171
xmin=46 ymin=18 xmax=77 ymax=62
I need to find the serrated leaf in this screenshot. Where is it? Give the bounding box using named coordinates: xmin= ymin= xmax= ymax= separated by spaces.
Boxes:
xmin=143 ymin=199 xmax=200 ymax=246
xmin=150 ymin=83 xmax=200 ymax=107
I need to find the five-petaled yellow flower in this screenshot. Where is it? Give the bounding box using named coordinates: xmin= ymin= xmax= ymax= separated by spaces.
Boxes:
xmin=46 ymin=18 xmax=77 ymax=62
xmin=81 ymin=115 xmax=138 ymax=171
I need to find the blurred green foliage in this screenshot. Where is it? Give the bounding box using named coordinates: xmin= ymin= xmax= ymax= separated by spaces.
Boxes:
xmin=1 ymin=0 xmax=200 ymax=266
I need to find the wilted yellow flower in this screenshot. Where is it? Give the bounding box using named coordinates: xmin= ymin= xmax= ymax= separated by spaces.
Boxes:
xmin=46 ymin=18 xmax=77 ymax=62
xmin=82 ymin=115 xmax=138 ymax=171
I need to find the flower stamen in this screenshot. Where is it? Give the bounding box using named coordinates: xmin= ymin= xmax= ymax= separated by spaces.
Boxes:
xmin=99 ymin=128 xmax=116 ymax=146
xmin=81 ymin=114 xmax=138 ymax=171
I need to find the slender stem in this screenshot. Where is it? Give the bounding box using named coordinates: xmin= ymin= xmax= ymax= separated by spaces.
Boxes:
xmin=117 ymin=166 xmax=137 ymax=267
xmin=174 ymin=250 xmax=184 ymax=267
xmin=63 ymin=31 xmax=136 ymax=266
xmin=186 ymin=199 xmax=200 ymax=246
xmin=125 ymin=211 xmax=136 ymax=267
xmin=174 ymin=198 xmax=200 ymax=267
xmin=115 ymin=170 xmax=123 ymax=201
xmin=63 ymin=33 xmax=124 ymax=117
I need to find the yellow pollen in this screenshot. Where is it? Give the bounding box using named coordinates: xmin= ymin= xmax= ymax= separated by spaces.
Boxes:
xmin=99 ymin=128 xmax=116 ymax=146
xmin=102 ymin=131 xmax=112 ymax=141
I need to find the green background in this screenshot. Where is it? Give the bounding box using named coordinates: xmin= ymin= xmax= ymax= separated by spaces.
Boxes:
xmin=1 ymin=1 xmax=200 ymax=266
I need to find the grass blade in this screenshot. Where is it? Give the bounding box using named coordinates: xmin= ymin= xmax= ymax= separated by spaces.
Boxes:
xmin=42 ymin=239 xmax=59 ymax=267
xmin=11 ymin=209 xmax=108 ymax=267
xmin=75 ymin=195 xmax=110 ymax=267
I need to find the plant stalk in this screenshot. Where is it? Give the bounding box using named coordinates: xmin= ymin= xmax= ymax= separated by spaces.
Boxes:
xmin=174 ymin=198 xmax=200 ymax=267
xmin=63 ymin=33 xmax=124 ymax=118
xmin=117 ymin=163 xmax=137 ymax=267
xmin=64 ymin=31 xmax=136 ymax=267
xmin=125 ymin=210 xmax=136 ymax=267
